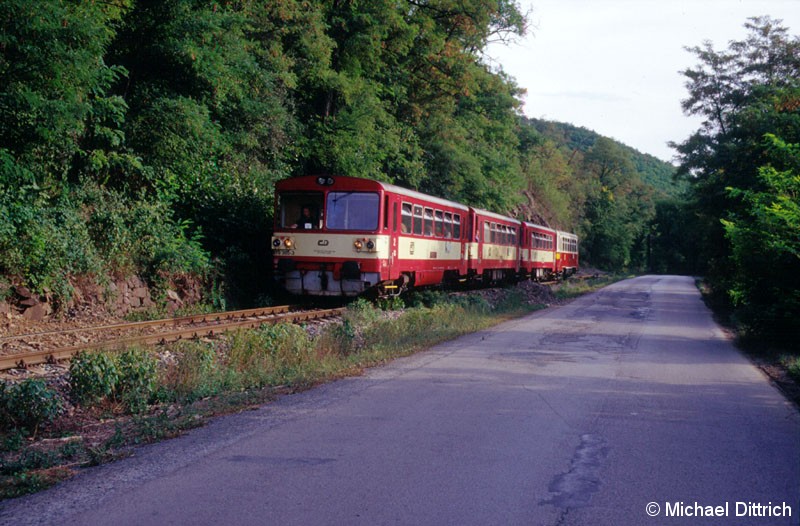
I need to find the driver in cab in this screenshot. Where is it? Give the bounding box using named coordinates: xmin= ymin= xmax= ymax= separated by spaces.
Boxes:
xmin=291 ymin=206 xmax=318 ymax=229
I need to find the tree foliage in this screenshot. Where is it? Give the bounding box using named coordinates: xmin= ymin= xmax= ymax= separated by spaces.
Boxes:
xmin=671 ymin=16 xmax=800 ymax=341
xmin=722 ymin=135 xmax=800 ymax=340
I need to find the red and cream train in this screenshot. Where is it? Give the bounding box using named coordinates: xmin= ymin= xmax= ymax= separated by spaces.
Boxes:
xmin=272 ymin=175 xmax=578 ymax=297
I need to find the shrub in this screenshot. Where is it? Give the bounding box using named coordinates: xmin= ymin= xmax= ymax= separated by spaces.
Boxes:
xmin=376 ymin=295 xmax=404 ymax=311
xmin=449 ymin=294 xmax=491 ymax=314
xmin=69 ymin=351 xmax=119 ymax=405
xmin=406 ymin=290 xmax=450 ymax=308
xmin=783 ymin=355 xmax=800 ymax=383
xmin=115 ymin=348 xmax=158 ymax=413
xmin=0 ymin=379 xmax=63 ymax=435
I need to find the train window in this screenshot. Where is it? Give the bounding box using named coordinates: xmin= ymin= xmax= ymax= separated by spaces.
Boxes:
xmin=533 ymin=232 xmax=552 ymax=250
xmin=424 ymin=208 xmax=433 ymax=236
xmin=413 ymin=205 xmax=423 ymax=235
xmin=277 ymin=191 xmax=323 ymax=229
xmin=393 ymin=202 xmax=398 ymax=233
xmin=401 ymin=203 xmax=412 ymax=233
xmin=326 ymin=192 xmax=379 ymax=231
xmin=434 ymin=210 xmax=444 ymax=237
xmin=384 ymin=195 xmax=389 ymax=230
xmin=453 ymin=214 xmax=461 ymax=239
xmin=444 ymin=212 xmax=453 ymax=238
xmin=484 ymin=222 xmax=491 ymax=243
xmin=510 ymin=227 xmax=517 ymax=246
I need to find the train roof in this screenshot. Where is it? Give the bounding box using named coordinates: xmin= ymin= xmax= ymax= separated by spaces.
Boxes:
xmin=381 ymin=182 xmax=469 ymax=211
xmin=471 ymin=207 xmax=521 ymax=225
xmin=276 ymin=175 xmax=469 ymax=212
xmin=523 ymin=221 xmax=556 ymax=233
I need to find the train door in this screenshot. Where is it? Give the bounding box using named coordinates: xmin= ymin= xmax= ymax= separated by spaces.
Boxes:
xmin=474 ymin=216 xmax=483 ymax=269
xmin=389 ymin=197 xmax=398 ymax=277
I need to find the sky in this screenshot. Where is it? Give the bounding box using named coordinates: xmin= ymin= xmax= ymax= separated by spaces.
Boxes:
xmin=485 ymin=0 xmax=800 ymax=163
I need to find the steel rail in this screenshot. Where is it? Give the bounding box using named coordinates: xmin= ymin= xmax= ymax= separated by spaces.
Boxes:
xmin=0 ymin=305 xmax=293 ymax=343
xmin=0 ymin=307 xmax=344 ymax=371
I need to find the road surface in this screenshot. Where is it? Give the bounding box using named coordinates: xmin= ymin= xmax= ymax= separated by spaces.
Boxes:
xmin=2 ymin=275 xmax=798 ymax=525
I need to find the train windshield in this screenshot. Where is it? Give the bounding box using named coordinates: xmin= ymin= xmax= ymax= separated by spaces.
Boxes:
xmin=277 ymin=192 xmax=323 ymax=229
xmin=326 ymin=192 xmax=379 ymax=231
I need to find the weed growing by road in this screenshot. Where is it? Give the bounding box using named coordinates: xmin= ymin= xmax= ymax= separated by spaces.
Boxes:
xmin=782 ymin=355 xmax=800 ymax=383
xmin=553 ymin=275 xmax=623 ymax=299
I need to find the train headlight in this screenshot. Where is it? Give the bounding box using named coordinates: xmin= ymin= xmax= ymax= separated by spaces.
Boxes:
xmin=284 ymin=238 xmax=294 ymax=249
xmin=353 ymin=240 xmax=363 ymax=250
xmin=366 ymin=240 xmax=375 ymax=250
xmin=272 ymin=238 xmax=281 ymax=248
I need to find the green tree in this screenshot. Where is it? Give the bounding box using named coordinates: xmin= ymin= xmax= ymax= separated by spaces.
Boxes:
xmin=0 ymin=0 xmax=133 ymax=182
xmin=722 ymin=135 xmax=800 ymax=341
xmin=579 ymin=138 xmax=654 ymax=270
xmin=673 ymin=16 xmax=800 ymax=338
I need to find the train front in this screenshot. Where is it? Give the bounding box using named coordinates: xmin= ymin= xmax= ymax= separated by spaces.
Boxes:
xmin=271 ymin=176 xmax=389 ymax=296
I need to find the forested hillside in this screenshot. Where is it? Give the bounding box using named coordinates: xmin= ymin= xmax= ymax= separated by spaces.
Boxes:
xmin=0 ymin=0 xmax=679 ymax=309
xmin=526 ymin=119 xmax=682 ymax=198
xmin=513 ymin=117 xmax=679 ymax=271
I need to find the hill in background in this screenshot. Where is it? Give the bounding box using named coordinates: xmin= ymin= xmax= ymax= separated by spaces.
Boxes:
xmin=524 ymin=118 xmax=682 ymax=199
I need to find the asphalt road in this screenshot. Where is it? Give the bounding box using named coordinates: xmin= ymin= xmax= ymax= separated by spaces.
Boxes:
xmin=2 ymin=275 xmax=798 ymax=525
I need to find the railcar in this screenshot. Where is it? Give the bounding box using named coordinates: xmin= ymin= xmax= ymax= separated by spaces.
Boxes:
xmin=271 ymin=175 xmax=579 ymax=297
xmin=271 ymin=175 xmax=469 ymax=296
xmin=468 ymin=209 xmax=522 ymax=284
xmin=556 ymin=230 xmax=579 ymax=277
xmin=520 ymin=222 xmax=557 ymax=280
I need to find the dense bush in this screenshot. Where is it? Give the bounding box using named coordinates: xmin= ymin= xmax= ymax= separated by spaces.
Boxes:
xmin=0 ymin=379 xmax=63 ymax=435
xmin=69 ymin=351 xmax=120 ymax=405
xmin=69 ymin=348 xmax=158 ymax=413
xmin=0 ymin=177 xmax=210 ymax=303
xmin=115 ymin=348 xmax=159 ymax=413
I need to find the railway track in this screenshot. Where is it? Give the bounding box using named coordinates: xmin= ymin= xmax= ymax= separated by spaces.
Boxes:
xmin=0 ymin=305 xmax=344 ymax=371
